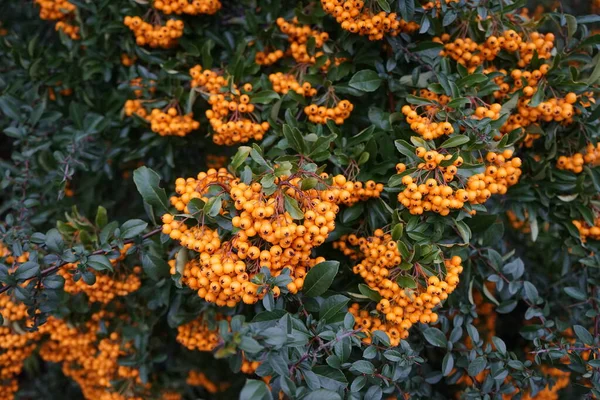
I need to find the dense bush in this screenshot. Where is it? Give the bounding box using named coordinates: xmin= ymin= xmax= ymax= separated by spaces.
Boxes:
xmin=1 ymin=0 xmax=600 ymax=399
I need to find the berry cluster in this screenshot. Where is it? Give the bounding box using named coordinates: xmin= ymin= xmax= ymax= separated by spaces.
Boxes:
xmin=48 ymin=81 xmax=73 ymax=101
xmin=186 ymin=371 xmax=228 ymax=393
xmin=402 ymin=89 xmax=501 ymax=140
xmin=402 ymin=104 xmax=454 ymax=141
xmin=38 ymin=313 xmax=152 ymax=400
xmin=304 ymin=100 xmax=354 ymax=125
xmin=153 ymin=0 xmax=221 ymax=15
xmin=255 ymin=49 xmax=285 ymax=66
xmin=0 ymin=247 xmax=41 ymax=400
xmin=121 ymin=53 xmax=137 ymax=66
xmin=506 ymin=210 xmax=531 ymax=233
xmin=129 ymin=77 xmax=156 ymax=98
xmin=59 ymin=267 xmax=141 ymax=303
xmin=240 ymin=357 xmax=261 ymax=375
xmin=124 ymin=17 xmax=184 ymax=48
xmin=0 ymin=293 xmax=28 ymax=322
xmin=573 ymin=218 xmax=600 ymax=243
xmin=340 ymin=231 xmax=463 ymax=344
xmin=422 ymin=0 xmax=458 ymax=9
xmin=207 ymin=91 xmax=269 ymax=145
xmin=59 ymin=245 xmax=142 ymax=303
xmin=269 ymin=73 xmax=317 ymax=97
xmin=501 ymin=94 xmax=577 ymax=134
xmin=276 ymin=18 xmax=329 ymax=65
xmin=190 ymin=66 xmax=271 ymax=144
xmin=472 ymin=103 xmax=503 ymax=121
xmin=455 ymin=296 xmax=571 ymax=400
xmin=161 ymin=169 xmax=382 ymax=306
xmin=176 ymin=314 xmax=224 ymax=351
xmin=124 ymin=101 xmax=200 ymax=137
xmin=320 ymin=0 xmax=418 ymax=40
xmin=557 ymin=142 xmax=600 ymax=173
xmin=396 ymin=149 xmax=521 ymax=216
xmin=489 ymin=65 xmax=550 ymax=100
xmin=205 ymin=154 xmax=228 ymax=169
xmin=189 ymin=65 xmax=227 ymax=94
xmin=436 ymin=30 xmax=554 ymax=71
xmin=34 ymin=0 xmax=79 ymax=39
xmin=147 ymin=107 xmax=200 ymax=137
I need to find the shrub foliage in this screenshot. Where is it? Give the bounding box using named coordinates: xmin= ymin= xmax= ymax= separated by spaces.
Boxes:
xmin=1 ymin=0 xmax=600 ymax=399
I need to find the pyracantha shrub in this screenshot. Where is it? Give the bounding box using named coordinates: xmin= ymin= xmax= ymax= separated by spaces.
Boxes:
xmin=1 ymin=0 xmax=600 ymax=399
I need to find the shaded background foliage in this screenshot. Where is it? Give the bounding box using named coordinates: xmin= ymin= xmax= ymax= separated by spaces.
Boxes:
xmin=0 ymin=0 xmax=600 ymax=399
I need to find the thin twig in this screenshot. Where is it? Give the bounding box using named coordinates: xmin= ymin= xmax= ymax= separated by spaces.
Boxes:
xmin=0 ymin=227 xmax=162 ymax=294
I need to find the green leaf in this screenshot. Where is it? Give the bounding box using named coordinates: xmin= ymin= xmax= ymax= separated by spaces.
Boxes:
xmin=301 ymin=177 xmax=319 ymax=190
xmin=15 ymin=261 xmax=39 ymax=280
xmin=442 ymin=10 xmax=457 ymax=26
xmin=397 ymin=276 xmax=417 ymax=289
xmin=187 ymin=198 xmax=205 ymax=216
xmin=566 ymin=14 xmax=577 ymax=39
xmin=204 ymin=196 xmax=223 ymax=217
xmin=250 ymin=145 xmax=269 ymax=168
xmin=231 ymin=146 xmax=251 ymax=170
xmin=251 ymin=90 xmax=280 ymax=104
xmin=398 ymin=0 xmax=415 ymax=20
xmin=45 ymin=228 xmax=64 ymax=253
xmin=453 ymin=219 xmax=471 ymax=243
xmin=358 ymin=284 xmax=382 ymax=301
xmin=522 ymin=281 xmax=539 ymax=303
xmin=457 ymin=74 xmax=488 ymax=87
xmin=283 ymin=125 xmax=306 ymax=154
xmin=313 ymin=365 xmax=348 ymax=384
xmin=482 ymin=283 xmax=500 ymax=306
xmin=43 ymin=275 xmax=65 ymax=290
xmin=574 ymin=325 xmax=594 ymax=345
xmin=95 ymin=206 xmax=108 ymax=229
xmin=99 ymin=222 xmax=118 ymax=245
xmin=492 ymin=336 xmax=507 ymax=354
xmin=397 ymin=240 xmax=410 ymax=259
xmin=447 ymin=97 xmax=470 ymax=109
xmin=347 ymin=125 xmax=375 ymax=147
xmin=564 ymin=287 xmax=587 ymax=301
xmin=440 ymin=135 xmax=469 ymax=148
xmin=394 ymin=139 xmax=417 ymax=159
xmin=303 ymin=390 xmax=342 ymax=400
xmin=87 ymin=254 xmax=113 ymax=272
xmin=320 ymin=294 xmax=350 ymax=321
xmin=585 ymin=53 xmax=600 ymax=84
xmin=376 ymin=0 xmax=391 ymax=12
xmin=240 ymin=379 xmax=272 ymax=400
xmin=284 ymin=195 xmax=304 ymax=220
xmin=350 ymin=360 xmax=375 ymax=374
xmin=351 ymin=376 xmax=367 ymax=392
xmin=406 ymin=95 xmax=434 ymax=106
xmin=133 ymin=167 xmax=170 ymax=214
xmin=239 ymin=336 xmax=263 ymax=353
xmin=528 ymin=82 xmax=546 ymax=107
xmin=391 ymin=224 xmax=404 ymax=241
xmin=142 ymin=254 xmax=170 ymax=280
xmin=0 ymin=95 xmax=21 ymax=121
xmin=120 ymin=219 xmax=148 ymax=239
xmin=303 ymin=261 xmax=339 ymax=297
xmin=349 ymin=70 xmax=382 ymax=92
xmin=468 ymin=357 xmax=487 ymax=377
xmin=423 ymin=327 xmax=447 ymax=348
xmin=442 ymin=353 xmax=454 ymax=376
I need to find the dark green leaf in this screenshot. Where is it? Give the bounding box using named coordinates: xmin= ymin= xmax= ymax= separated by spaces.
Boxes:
xmin=303 ymin=261 xmax=339 ymax=297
